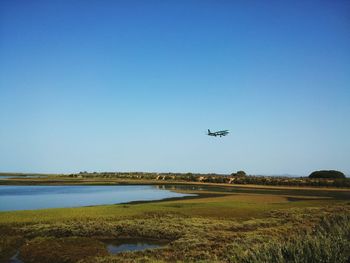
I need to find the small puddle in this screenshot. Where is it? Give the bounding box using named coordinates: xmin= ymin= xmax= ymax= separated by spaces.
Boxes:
xmin=9 ymin=251 xmax=23 ymax=263
xmin=105 ymin=239 xmax=168 ymax=254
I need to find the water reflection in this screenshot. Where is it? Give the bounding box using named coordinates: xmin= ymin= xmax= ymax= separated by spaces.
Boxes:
xmin=0 ymin=175 xmax=47 ymax=179
xmin=105 ymin=239 xmax=167 ymax=254
xmin=0 ymin=185 xmax=194 ymax=211
xmin=9 ymin=251 xmax=23 ymax=263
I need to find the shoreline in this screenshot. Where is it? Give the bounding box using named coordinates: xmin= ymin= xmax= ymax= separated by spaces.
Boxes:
xmin=1 ymin=177 xmax=350 ymax=191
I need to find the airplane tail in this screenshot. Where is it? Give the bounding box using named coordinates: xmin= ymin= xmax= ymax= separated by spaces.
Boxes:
xmin=208 ymin=129 xmax=211 ymax=134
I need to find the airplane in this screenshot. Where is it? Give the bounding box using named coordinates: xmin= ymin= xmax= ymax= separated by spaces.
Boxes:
xmin=207 ymin=129 xmax=229 ymax=137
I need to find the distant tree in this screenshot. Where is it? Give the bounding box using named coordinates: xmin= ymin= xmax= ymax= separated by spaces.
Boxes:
xmin=309 ymin=170 xmax=345 ymax=179
xmin=236 ymin=171 xmax=246 ymax=177
xmin=231 ymin=171 xmax=247 ymax=177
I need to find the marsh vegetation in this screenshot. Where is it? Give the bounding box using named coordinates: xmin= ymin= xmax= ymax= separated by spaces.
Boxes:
xmin=0 ymin=181 xmax=349 ymax=263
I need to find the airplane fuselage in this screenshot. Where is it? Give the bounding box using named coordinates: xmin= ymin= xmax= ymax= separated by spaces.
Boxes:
xmin=207 ymin=129 xmax=229 ymax=137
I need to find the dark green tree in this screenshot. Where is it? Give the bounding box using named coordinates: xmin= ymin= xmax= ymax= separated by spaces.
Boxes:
xmin=309 ymin=170 xmax=345 ymax=179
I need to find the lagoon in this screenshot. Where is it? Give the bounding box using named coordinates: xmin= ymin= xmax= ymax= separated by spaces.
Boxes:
xmin=0 ymin=175 xmax=47 ymax=179
xmin=0 ymin=185 xmax=193 ymax=211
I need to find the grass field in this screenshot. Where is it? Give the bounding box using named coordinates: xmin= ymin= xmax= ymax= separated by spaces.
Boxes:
xmin=0 ymin=181 xmax=349 ymax=263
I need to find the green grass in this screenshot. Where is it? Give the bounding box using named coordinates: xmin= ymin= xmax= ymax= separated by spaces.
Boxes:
xmin=0 ymin=184 xmax=349 ymax=263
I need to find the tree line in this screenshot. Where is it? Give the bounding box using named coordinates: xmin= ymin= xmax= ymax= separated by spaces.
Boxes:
xmin=65 ymin=170 xmax=350 ymax=188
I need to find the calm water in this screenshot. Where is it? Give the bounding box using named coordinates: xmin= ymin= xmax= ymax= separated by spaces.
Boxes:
xmin=0 ymin=175 xmax=46 ymax=179
xmin=106 ymin=239 xmax=167 ymax=254
xmin=0 ymin=185 xmax=193 ymax=211
xmin=9 ymin=251 xmax=23 ymax=263
xmin=0 ymin=176 xmax=14 ymax=179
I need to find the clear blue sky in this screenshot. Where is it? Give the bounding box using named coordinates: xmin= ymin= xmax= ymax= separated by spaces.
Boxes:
xmin=1 ymin=0 xmax=349 ymax=175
